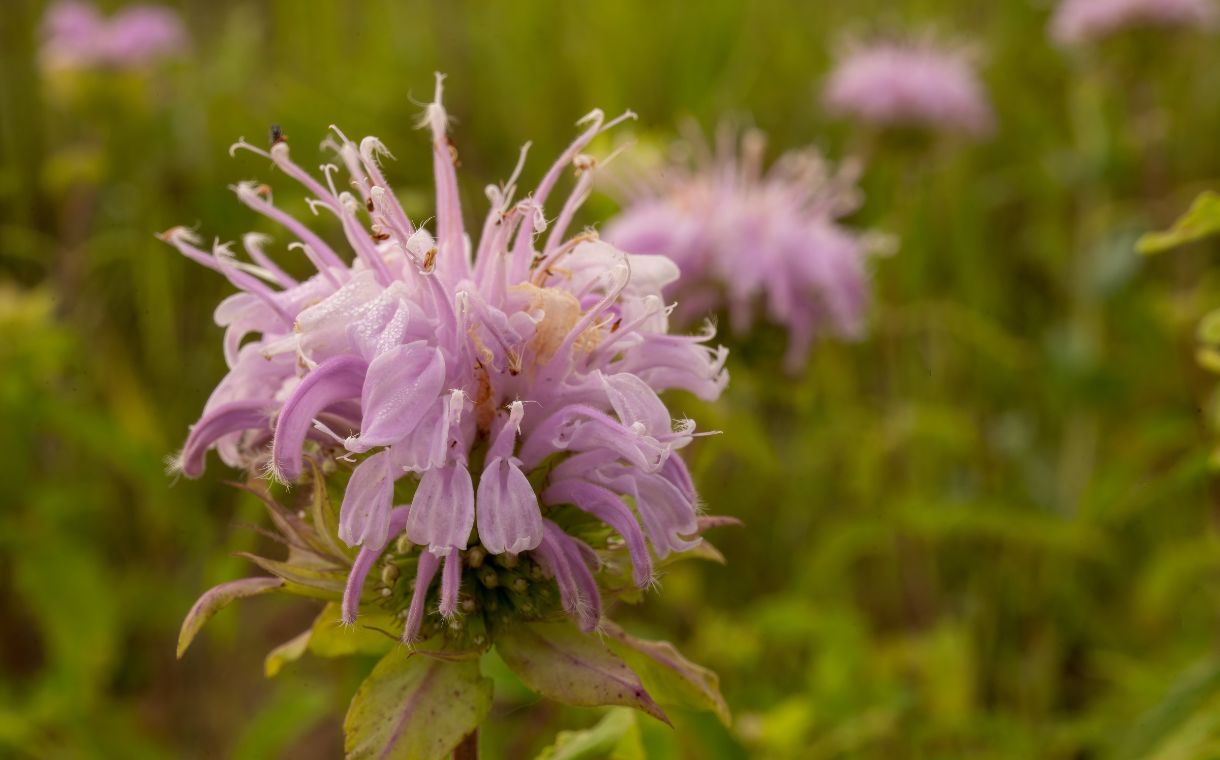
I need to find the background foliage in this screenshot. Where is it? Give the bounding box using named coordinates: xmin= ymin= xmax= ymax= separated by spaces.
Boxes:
xmin=3 ymin=0 xmax=1220 ymax=757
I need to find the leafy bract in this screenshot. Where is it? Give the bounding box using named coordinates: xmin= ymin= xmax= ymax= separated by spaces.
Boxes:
xmin=344 ymin=645 xmax=492 ymax=760
xmin=177 ymin=576 xmax=283 ymax=658
xmin=603 ymin=623 xmax=730 ymax=726
xmin=495 ymin=621 xmax=669 ymax=725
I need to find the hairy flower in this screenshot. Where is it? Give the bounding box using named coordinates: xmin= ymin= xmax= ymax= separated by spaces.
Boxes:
xmin=822 ymin=40 xmax=993 ymax=136
xmin=41 ymin=0 xmax=187 ymax=72
xmin=167 ymin=75 xmax=728 ymax=643
xmin=604 ymin=126 xmax=879 ymax=372
xmin=1049 ymin=0 xmax=1216 ymax=44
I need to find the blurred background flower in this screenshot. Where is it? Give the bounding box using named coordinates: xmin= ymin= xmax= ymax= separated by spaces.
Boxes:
xmin=604 ymin=125 xmax=883 ymax=372
xmin=1050 ymin=0 xmax=1216 ymax=45
xmin=41 ymin=0 xmax=187 ymax=72
xmin=822 ymin=37 xmax=993 ymax=136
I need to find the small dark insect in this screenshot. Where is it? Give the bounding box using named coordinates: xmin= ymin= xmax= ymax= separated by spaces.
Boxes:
xmin=365 ymin=197 xmax=376 ymax=213
xmin=269 ymin=124 xmax=287 ymax=146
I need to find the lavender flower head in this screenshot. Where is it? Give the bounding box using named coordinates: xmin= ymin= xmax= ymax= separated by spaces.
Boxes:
xmin=166 ymin=75 xmax=728 ymax=643
xmin=822 ymin=39 xmax=994 ymax=136
xmin=604 ymin=126 xmax=878 ymax=373
xmin=1050 ymin=0 xmax=1216 ymax=44
xmin=41 ymin=1 xmax=187 ymax=72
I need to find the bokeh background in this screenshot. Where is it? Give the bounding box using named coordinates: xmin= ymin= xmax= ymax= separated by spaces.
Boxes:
xmin=4 ymin=1 xmax=1220 ymax=757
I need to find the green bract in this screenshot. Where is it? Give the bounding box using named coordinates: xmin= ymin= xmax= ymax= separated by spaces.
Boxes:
xmin=177 ymin=472 xmax=732 ymax=759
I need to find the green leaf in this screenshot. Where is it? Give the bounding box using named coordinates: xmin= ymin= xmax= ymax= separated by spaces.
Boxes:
xmin=535 ymin=708 xmax=646 ymax=760
xmin=1116 ymin=657 xmax=1220 ymax=760
xmin=177 ymin=576 xmax=283 ymax=658
xmin=264 ymin=629 xmax=312 ymax=678
xmin=1138 ymin=191 xmax=1220 ymax=254
xmin=602 ymin=623 xmax=730 ymax=726
xmin=308 ymin=602 xmax=398 ymax=659
xmin=344 ymin=645 xmax=493 ymax=760
xmin=495 ymin=621 xmax=670 ymax=725
xmin=236 ymin=552 xmax=348 ymax=598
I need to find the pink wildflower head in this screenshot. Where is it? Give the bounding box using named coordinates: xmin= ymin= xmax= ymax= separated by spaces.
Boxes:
xmin=604 ymin=125 xmax=879 ymax=373
xmin=41 ymin=1 xmax=187 ymax=72
xmin=166 ymin=75 xmax=728 ymax=642
xmin=1050 ymin=0 xmax=1216 ymax=44
xmin=822 ymin=39 xmax=993 ymax=136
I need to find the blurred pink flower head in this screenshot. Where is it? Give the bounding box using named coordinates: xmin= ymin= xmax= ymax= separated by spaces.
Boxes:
xmin=41 ymin=1 xmax=187 ymax=72
xmin=604 ymin=126 xmax=882 ymax=373
xmin=164 ymin=75 xmax=728 ymax=642
xmin=1050 ymin=0 xmax=1216 ymax=44
xmin=822 ymin=40 xmax=993 ymax=136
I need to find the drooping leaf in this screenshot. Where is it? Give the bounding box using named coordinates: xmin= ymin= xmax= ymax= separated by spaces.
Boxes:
xmin=236 ymin=552 xmax=348 ymax=598
xmin=535 ymin=707 xmax=646 ymax=760
xmin=495 ymin=621 xmax=670 ymax=725
xmin=1138 ymin=191 xmax=1220 ymax=254
xmin=344 ymin=645 xmax=492 ymax=760
xmin=177 ymin=576 xmax=283 ymax=657
xmin=264 ymin=629 xmax=312 ymax=678
xmin=309 ymin=602 xmax=398 ymax=659
xmin=602 ymin=623 xmax=730 ymax=726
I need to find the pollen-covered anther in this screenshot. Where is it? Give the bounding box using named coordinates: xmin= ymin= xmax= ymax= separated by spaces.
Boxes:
xmin=573 ymin=153 xmax=598 ymax=174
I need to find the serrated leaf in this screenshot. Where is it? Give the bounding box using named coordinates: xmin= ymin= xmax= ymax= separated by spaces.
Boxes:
xmin=344 ymin=645 xmax=492 ymax=760
xmin=535 ymin=708 xmax=645 ymax=760
xmin=177 ymin=576 xmax=283 ymax=658
xmin=265 ymin=628 xmax=312 ymax=678
xmin=309 ymin=602 xmax=398 ymax=659
xmin=602 ymin=623 xmax=730 ymax=726
xmin=495 ymin=621 xmax=670 ymax=725
xmin=1138 ymin=191 xmax=1220 ymax=254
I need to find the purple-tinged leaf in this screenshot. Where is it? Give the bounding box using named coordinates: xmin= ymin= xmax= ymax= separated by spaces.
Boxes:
xmin=695 ymin=514 xmax=744 ymax=532
xmin=495 ymin=622 xmax=670 ymax=725
xmin=235 ymin=553 xmax=347 ymax=598
xmin=344 ymin=646 xmax=492 ymax=760
xmin=603 ymin=623 xmax=731 ymax=726
xmin=177 ymin=576 xmax=283 ymax=658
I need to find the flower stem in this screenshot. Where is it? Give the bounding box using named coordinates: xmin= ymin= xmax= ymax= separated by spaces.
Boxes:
xmin=454 ymin=729 xmax=478 ymax=760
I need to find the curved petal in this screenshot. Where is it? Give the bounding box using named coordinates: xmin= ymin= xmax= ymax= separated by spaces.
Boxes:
xmin=272 ymin=354 xmax=367 ymax=481
xmin=543 ymin=479 xmax=651 ymax=587
xmin=402 ymin=549 xmax=440 ymax=644
xmin=178 ymin=400 xmax=270 ymax=478
xmin=601 ymin=371 xmax=671 ymax=436
xmin=349 ymin=341 xmax=445 ymax=452
xmin=338 ymin=450 xmax=395 ymax=549
xmin=341 ymin=506 xmax=410 ymax=624
xmin=532 ymin=521 xmax=601 ymax=632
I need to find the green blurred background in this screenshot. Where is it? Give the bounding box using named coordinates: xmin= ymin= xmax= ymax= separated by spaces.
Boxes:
xmin=4 ymin=1 xmax=1220 ymax=757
